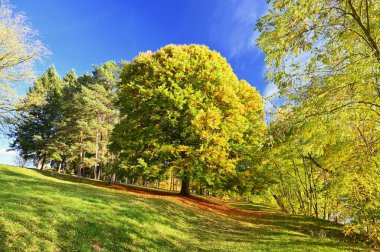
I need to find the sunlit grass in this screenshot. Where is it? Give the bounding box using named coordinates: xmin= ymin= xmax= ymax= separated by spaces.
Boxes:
xmin=0 ymin=165 xmax=365 ymax=251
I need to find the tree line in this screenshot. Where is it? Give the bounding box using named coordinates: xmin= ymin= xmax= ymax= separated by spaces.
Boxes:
xmin=10 ymin=62 xmax=120 ymax=179
xmin=1 ymin=0 xmax=380 ymax=247
xmin=9 ymin=45 xmax=267 ymax=199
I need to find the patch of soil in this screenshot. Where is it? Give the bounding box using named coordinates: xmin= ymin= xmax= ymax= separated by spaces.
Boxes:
xmin=108 ymin=183 xmax=264 ymax=218
xmin=40 ymin=170 xmax=265 ymax=219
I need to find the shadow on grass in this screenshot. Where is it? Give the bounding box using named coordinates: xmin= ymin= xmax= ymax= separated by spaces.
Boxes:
xmin=0 ymin=168 xmax=189 ymax=251
xmin=227 ymin=201 xmax=275 ymax=212
xmin=0 ymin=166 xmax=367 ymax=251
xmin=37 ymin=169 xmax=179 ymax=196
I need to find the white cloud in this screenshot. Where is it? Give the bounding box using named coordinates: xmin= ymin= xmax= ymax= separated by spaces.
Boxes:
xmin=211 ymin=0 xmax=268 ymax=58
xmin=0 ymin=148 xmax=17 ymax=156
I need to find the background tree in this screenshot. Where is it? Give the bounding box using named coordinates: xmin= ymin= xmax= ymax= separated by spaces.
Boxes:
xmin=10 ymin=66 xmax=63 ymax=169
xmin=111 ymin=44 xmax=266 ymax=196
xmin=10 ymin=62 xmax=121 ymax=175
xmin=0 ymin=0 xmax=48 ymax=129
xmin=55 ymin=61 xmax=120 ymax=178
xmin=257 ymin=0 xmax=380 ymax=244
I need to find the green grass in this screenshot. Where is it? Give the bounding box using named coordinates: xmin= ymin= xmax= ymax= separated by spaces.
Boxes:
xmin=0 ymin=165 xmax=365 ymax=251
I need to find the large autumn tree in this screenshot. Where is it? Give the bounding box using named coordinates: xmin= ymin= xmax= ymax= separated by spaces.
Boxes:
xmin=111 ymin=44 xmax=265 ymax=196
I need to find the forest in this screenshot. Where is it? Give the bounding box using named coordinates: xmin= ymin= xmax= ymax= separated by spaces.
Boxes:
xmin=1 ymin=0 xmax=379 ymax=250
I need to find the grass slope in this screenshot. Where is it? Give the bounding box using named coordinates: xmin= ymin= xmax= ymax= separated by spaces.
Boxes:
xmin=0 ymin=165 xmax=364 ymax=251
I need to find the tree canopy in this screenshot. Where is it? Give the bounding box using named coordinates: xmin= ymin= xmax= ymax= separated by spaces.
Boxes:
xmin=10 ymin=61 xmax=121 ymax=177
xmin=0 ymin=0 xmax=48 ymax=129
xmin=257 ymin=0 xmax=380 ymax=244
xmin=111 ymin=44 xmax=266 ymax=196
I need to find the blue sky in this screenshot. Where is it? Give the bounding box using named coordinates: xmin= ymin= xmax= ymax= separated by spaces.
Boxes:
xmin=0 ymin=0 xmax=269 ymax=165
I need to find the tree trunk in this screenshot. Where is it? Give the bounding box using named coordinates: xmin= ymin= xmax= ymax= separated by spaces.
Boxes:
xmin=37 ymin=160 xmax=42 ymax=170
xmin=94 ymin=129 xmax=99 ymax=179
xmin=78 ymin=149 xmax=83 ymax=177
xmin=200 ymin=187 xmax=205 ymax=195
xmin=41 ymin=157 xmax=46 ymax=170
xmin=180 ymin=177 xmax=190 ymax=196
xmin=98 ymin=162 xmax=102 ymax=180
xmin=170 ymin=172 xmax=174 ymax=191
xmin=57 ymin=161 xmax=62 ymax=173
xmin=61 ymin=156 xmax=66 ymax=173
xmin=94 ymin=166 xmax=97 ymax=179
xmin=273 ymin=194 xmax=287 ymax=212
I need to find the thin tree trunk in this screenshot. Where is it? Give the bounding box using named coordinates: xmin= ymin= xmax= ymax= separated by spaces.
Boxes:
xmin=41 ymin=157 xmax=46 ymax=170
xmin=37 ymin=159 xmax=42 ymax=170
xmin=57 ymin=161 xmax=62 ymax=173
xmin=61 ymin=156 xmax=66 ymax=173
xmin=78 ymin=132 xmax=84 ymax=177
xmin=77 ymin=167 xmax=81 ymax=177
xmin=94 ymin=129 xmax=99 ymax=179
xmin=170 ymin=173 xmax=174 ymax=191
xmin=98 ymin=162 xmax=102 ymax=180
xmin=273 ymin=194 xmax=287 ymax=212
xmin=94 ymin=166 xmax=97 ymax=179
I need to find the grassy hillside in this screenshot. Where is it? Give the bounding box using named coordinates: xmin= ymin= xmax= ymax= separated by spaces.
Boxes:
xmin=0 ymin=165 xmax=364 ymax=251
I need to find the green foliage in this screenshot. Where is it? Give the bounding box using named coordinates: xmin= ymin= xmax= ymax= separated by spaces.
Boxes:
xmin=258 ymin=0 xmax=380 ymax=245
xmin=10 ymin=66 xmax=64 ymax=167
xmin=10 ymin=62 xmax=121 ymax=179
xmin=111 ymin=44 xmax=266 ymax=195
xmin=56 ymin=61 xmax=120 ymax=178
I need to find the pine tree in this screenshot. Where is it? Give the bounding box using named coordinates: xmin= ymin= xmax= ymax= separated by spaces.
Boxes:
xmin=11 ymin=66 xmax=64 ymax=169
xmin=55 ymin=62 xmax=120 ymax=178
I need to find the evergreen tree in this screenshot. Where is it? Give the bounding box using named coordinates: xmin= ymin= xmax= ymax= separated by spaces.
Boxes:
xmin=55 ymin=62 xmax=120 ymax=178
xmin=11 ymin=66 xmax=64 ymax=169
